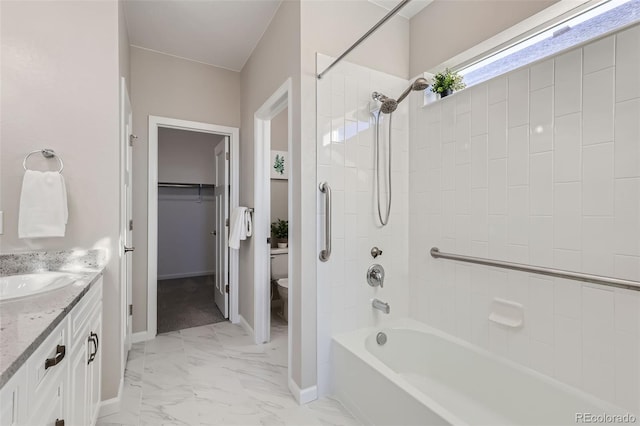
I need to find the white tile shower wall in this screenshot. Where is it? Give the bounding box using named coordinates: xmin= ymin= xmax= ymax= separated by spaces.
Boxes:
xmin=316 ymin=54 xmax=410 ymax=396
xmin=409 ymin=25 xmax=640 ymax=413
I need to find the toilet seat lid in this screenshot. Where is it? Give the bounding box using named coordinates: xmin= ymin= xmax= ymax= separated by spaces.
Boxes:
xmin=277 ymin=278 xmax=288 ymax=288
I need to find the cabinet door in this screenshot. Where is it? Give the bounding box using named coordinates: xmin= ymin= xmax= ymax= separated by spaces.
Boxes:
xmin=28 ymin=375 xmax=65 ymax=426
xmin=0 ymin=367 xmax=26 ymax=426
xmin=68 ymin=337 xmax=88 ymax=426
xmin=87 ymin=305 xmax=102 ymax=425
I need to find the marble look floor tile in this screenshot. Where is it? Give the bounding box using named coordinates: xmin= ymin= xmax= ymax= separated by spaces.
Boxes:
xmin=99 ymin=316 xmax=358 ymax=426
xmin=140 ymin=395 xmax=199 ymax=426
xmin=124 ymin=356 xmax=144 ymax=383
xmin=180 ymin=323 xmax=218 ymax=339
xmin=306 ymin=397 xmax=361 ymax=426
xmin=95 ymin=377 xmax=143 ymax=426
xmin=145 ymin=332 xmax=183 ymax=355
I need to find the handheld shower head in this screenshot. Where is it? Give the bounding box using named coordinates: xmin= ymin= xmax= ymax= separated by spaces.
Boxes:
xmin=372 ymin=91 xmax=398 ymax=114
xmin=396 ymin=77 xmax=430 ymax=104
xmin=412 ymin=77 xmax=429 ymax=91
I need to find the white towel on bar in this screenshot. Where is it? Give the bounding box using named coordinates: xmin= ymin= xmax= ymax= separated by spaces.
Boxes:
xmin=19 ymin=170 xmax=68 ymax=238
xmin=229 ymin=207 xmax=250 ymax=250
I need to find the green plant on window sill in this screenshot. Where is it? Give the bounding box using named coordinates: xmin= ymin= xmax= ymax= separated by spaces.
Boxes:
xmin=430 ymin=68 xmax=466 ymax=97
xmin=271 ymin=218 xmax=288 ymax=240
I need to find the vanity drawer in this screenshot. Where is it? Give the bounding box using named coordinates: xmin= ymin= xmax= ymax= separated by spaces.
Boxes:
xmin=70 ymin=277 xmax=102 ymax=341
xmin=26 ymin=317 xmax=68 ymax=408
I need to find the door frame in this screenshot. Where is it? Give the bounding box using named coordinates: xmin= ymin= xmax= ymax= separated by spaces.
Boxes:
xmin=147 ymin=116 xmax=240 ymax=337
xmin=213 ymin=137 xmax=230 ymax=318
xmin=119 ymin=77 xmax=132 ymax=370
xmin=253 ymin=79 xmax=292 ymax=377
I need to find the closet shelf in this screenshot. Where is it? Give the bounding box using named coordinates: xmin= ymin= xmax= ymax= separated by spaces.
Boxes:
xmin=158 ymin=182 xmax=215 ymax=189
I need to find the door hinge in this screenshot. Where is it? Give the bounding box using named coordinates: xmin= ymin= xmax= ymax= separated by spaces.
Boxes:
xmin=225 ymin=152 xmax=230 ymax=160
xmin=129 ymin=219 xmax=133 ymax=231
xmin=129 ymin=304 xmax=133 ymax=316
xmin=129 ymin=134 xmax=137 ymax=146
xmin=267 ymin=237 xmax=271 ymax=244
xmin=225 ymin=218 xmax=229 ymax=227
xmin=225 ymin=284 xmax=229 ymax=293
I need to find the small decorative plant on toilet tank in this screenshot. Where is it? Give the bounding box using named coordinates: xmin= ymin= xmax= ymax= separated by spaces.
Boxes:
xmin=271 ymin=218 xmax=288 ymax=248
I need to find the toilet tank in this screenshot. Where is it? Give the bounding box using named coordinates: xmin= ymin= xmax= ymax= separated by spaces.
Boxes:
xmin=271 ymin=248 xmax=288 ymax=279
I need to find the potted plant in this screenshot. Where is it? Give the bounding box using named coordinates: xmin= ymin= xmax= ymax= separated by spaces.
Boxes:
xmin=271 ymin=218 xmax=288 ymax=248
xmin=430 ymin=68 xmax=466 ymax=98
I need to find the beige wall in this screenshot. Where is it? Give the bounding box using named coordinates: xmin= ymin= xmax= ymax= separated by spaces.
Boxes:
xmin=0 ymin=0 xmax=123 ymax=399
xmin=239 ymin=0 xmax=304 ymax=385
xmin=271 ymin=107 xmax=288 ymax=227
xmin=409 ymin=0 xmax=558 ymax=75
xmin=119 ymin=0 xmax=130 ymax=91
xmin=130 ymin=46 xmax=240 ymax=333
xmin=303 ymin=0 xmax=410 ymax=79
xmin=158 ymin=128 xmax=223 ymax=184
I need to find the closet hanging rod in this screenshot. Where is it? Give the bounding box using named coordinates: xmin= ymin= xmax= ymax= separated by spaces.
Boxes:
xmin=316 ymin=0 xmax=413 ymax=79
xmin=158 ymin=183 xmax=215 ymax=189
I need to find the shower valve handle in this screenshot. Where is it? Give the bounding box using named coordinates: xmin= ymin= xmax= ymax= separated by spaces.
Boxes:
xmin=367 ymin=264 xmax=385 ymax=288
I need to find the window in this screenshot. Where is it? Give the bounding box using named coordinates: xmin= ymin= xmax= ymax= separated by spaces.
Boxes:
xmin=458 ymin=0 xmax=640 ymax=88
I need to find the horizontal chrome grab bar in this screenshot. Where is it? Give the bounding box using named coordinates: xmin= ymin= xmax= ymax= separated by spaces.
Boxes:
xmin=430 ymin=247 xmax=640 ymax=292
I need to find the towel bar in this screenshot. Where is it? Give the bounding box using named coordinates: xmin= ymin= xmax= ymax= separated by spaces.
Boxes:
xmin=23 ymin=149 xmax=64 ymax=173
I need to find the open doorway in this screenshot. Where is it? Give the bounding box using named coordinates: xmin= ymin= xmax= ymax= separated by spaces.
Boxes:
xmin=148 ymin=116 xmax=239 ymax=338
xmin=156 ymin=127 xmax=226 ymax=333
xmin=269 ymin=106 xmax=289 ymax=351
xmin=253 ymin=78 xmax=299 ymax=399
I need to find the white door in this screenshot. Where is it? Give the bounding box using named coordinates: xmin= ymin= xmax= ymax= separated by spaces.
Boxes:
xmin=214 ymin=137 xmax=229 ymax=318
xmin=120 ymin=78 xmax=134 ymax=356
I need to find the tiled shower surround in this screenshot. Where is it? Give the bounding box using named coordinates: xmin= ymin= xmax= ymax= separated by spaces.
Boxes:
xmin=409 ymin=24 xmax=640 ymax=413
xmin=316 ymin=54 xmax=410 ymax=396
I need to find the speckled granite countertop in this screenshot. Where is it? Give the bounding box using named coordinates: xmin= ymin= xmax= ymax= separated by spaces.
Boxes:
xmin=0 ymin=250 xmax=106 ymax=388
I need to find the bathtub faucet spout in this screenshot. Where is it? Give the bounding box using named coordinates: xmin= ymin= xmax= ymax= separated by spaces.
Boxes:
xmin=372 ymin=298 xmax=390 ymax=314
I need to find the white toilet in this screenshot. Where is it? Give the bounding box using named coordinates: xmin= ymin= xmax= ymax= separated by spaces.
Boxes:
xmin=270 ymin=248 xmax=288 ymax=321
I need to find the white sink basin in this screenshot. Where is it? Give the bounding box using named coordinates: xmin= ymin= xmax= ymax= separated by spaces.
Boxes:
xmin=0 ymin=272 xmax=81 ymax=301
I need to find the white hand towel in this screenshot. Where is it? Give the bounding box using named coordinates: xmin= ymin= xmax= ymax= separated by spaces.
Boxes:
xmin=19 ymin=170 xmax=68 ymax=238
xmin=229 ymin=207 xmax=248 ymax=250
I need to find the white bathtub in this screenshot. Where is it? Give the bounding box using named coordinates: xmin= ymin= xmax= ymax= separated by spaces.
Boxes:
xmin=333 ymin=319 xmax=629 ymax=426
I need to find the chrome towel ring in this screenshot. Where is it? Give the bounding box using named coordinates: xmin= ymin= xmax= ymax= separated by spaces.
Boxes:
xmin=23 ymin=149 xmax=64 ymax=173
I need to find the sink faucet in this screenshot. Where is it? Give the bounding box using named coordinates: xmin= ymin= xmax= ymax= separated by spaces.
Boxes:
xmin=372 ymin=298 xmax=390 ymax=314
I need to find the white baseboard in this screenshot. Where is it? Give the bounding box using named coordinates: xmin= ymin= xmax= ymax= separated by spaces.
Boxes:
xmin=157 ymin=270 xmax=215 ymax=280
xmin=98 ymin=377 xmax=124 ymax=418
xmin=238 ymin=314 xmax=255 ymax=341
xmin=288 ymin=377 xmax=318 ymax=405
xmin=132 ymin=330 xmax=153 ymax=344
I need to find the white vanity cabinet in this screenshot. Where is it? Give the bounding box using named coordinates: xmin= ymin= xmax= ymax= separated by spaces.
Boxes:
xmin=68 ymin=278 xmax=103 ymax=426
xmin=0 ymin=277 xmax=103 ymax=426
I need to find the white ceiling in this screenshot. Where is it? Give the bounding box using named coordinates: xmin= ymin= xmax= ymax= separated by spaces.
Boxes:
xmin=368 ymin=0 xmax=432 ymax=19
xmin=123 ymin=0 xmax=431 ymax=72
xmin=123 ymin=0 xmax=282 ymax=72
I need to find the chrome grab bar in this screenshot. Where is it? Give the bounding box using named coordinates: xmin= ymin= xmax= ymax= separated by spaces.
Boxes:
xmin=430 ymin=247 xmax=640 ymax=292
xmin=319 ymin=182 xmax=332 ymax=262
